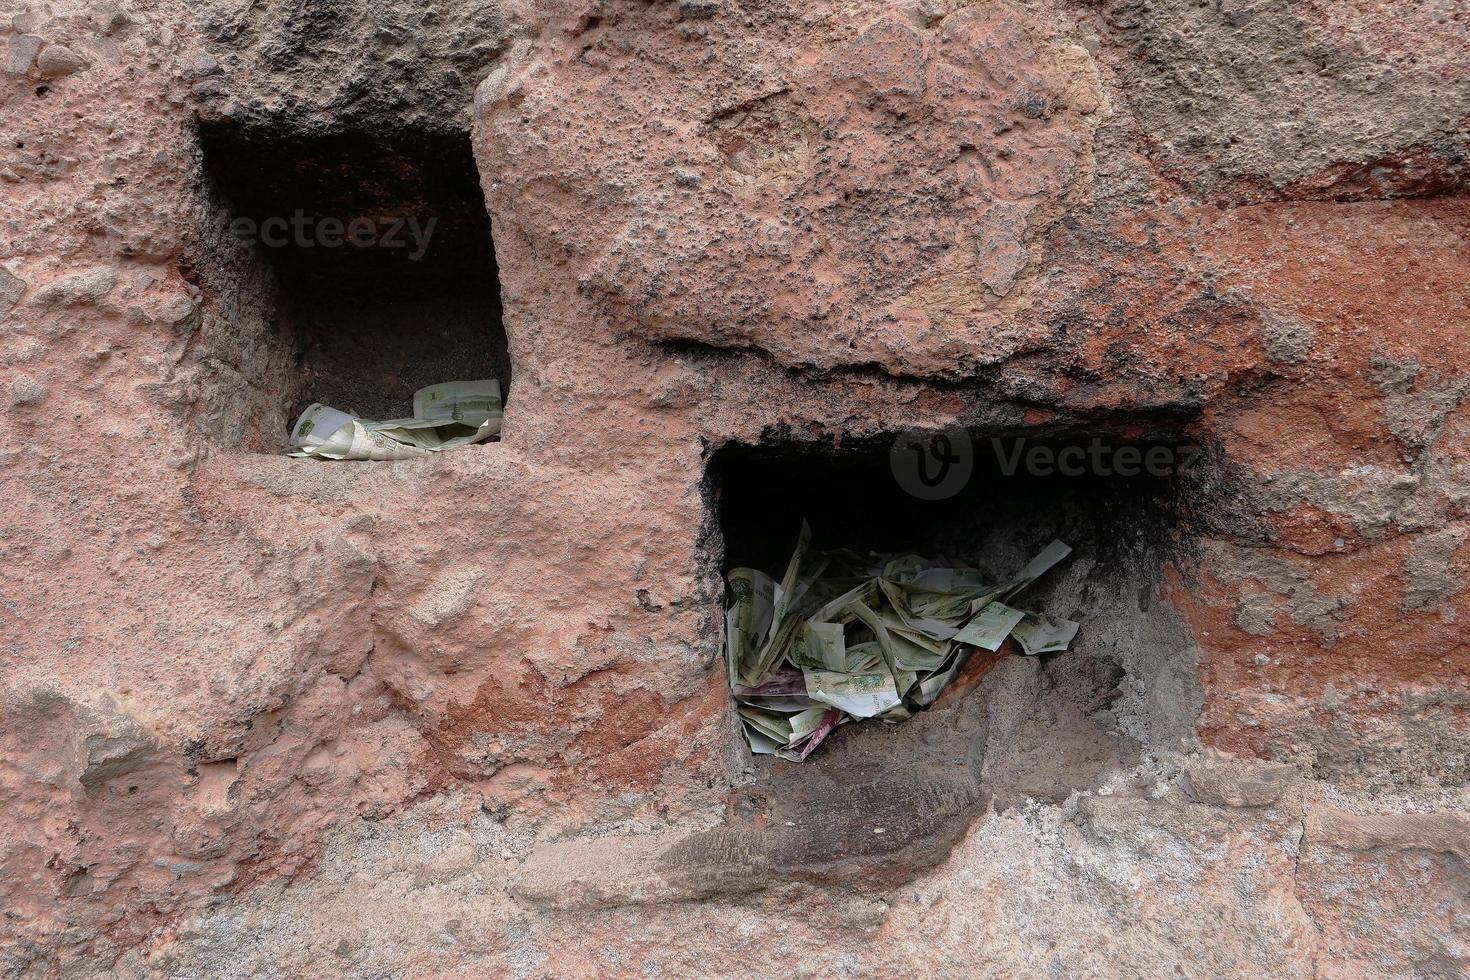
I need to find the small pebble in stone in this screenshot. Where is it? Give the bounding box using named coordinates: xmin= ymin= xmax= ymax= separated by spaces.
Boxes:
xmin=32 ymin=266 xmax=116 ymax=307
xmin=0 ymin=265 xmax=25 ymax=312
xmin=10 ymin=377 xmax=47 ymax=407
xmin=2 ymin=35 xmax=42 ymax=75
xmin=37 ymin=45 xmax=84 ymax=78
xmin=1254 ymin=654 xmax=1270 ymax=666
xmin=179 ymin=53 xmax=220 ymax=79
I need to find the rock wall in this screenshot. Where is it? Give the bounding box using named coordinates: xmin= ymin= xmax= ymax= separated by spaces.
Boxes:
xmin=1 ymin=0 xmax=1467 ymax=975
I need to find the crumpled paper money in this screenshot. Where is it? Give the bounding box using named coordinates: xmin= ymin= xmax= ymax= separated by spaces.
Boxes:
xmin=725 ymin=523 xmax=1078 ymax=761
xmin=287 ymin=379 xmax=503 ymax=461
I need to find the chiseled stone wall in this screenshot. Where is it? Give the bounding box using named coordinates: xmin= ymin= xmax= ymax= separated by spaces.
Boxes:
xmin=1 ymin=0 xmax=1467 ymax=974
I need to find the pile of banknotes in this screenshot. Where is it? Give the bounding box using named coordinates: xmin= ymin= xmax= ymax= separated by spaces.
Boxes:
xmin=726 ymin=524 xmax=1078 ymax=761
xmin=287 ymin=379 xmax=503 ymax=461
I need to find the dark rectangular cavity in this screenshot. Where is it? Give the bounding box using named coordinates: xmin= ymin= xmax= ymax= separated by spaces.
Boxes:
xmin=712 ymin=434 xmax=1195 ymax=585
xmin=706 ymin=431 xmax=1208 ymax=845
xmin=198 ymin=125 xmax=509 ymax=423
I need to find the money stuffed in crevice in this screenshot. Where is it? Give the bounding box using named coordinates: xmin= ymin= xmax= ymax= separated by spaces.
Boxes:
xmin=725 ymin=523 xmax=1079 ymax=761
xmin=287 ymin=379 xmax=503 ymax=461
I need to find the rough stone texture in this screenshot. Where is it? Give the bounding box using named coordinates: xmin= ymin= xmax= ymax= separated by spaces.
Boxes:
xmin=1105 ymin=0 xmax=1470 ymax=202
xmin=190 ymin=0 xmax=518 ymax=136
xmin=485 ymin=2 xmax=1107 ymax=376
xmin=1 ymin=0 xmax=1468 ymax=975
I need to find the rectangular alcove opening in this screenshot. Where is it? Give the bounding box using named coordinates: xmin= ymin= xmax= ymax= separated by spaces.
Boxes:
xmin=703 ymin=432 xmax=1209 ymax=873
xmin=197 ymin=124 xmax=509 ymax=429
xmin=714 ymin=435 xmax=1192 ymax=577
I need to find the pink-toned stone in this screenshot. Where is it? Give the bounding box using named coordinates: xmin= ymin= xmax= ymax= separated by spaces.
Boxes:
xmin=0 ymin=0 xmax=1468 ymax=973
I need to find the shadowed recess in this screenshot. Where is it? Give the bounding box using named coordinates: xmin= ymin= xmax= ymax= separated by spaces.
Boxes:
xmin=712 ymin=433 xmax=1195 ymax=578
xmin=683 ymin=433 xmax=1204 ymax=886
xmin=198 ymin=124 xmax=509 ymax=422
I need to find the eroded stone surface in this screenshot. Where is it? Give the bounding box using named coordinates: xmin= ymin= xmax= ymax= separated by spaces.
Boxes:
xmin=1103 ymin=0 xmax=1470 ymax=202
xmin=480 ymin=1 xmax=1106 ymax=376
xmin=1 ymin=0 xmax=1468 ymax=974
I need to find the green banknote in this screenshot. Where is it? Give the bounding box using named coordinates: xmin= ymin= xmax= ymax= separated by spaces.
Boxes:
xmin=288 ymin=379 xmax=503 ymax=461
xmin=724 ymin=527 xmax=1081 ymax=762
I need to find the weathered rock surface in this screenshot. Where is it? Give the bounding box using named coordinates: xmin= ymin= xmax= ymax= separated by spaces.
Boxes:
xmin=1 ymin=0 xmax=1467 ymax=975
